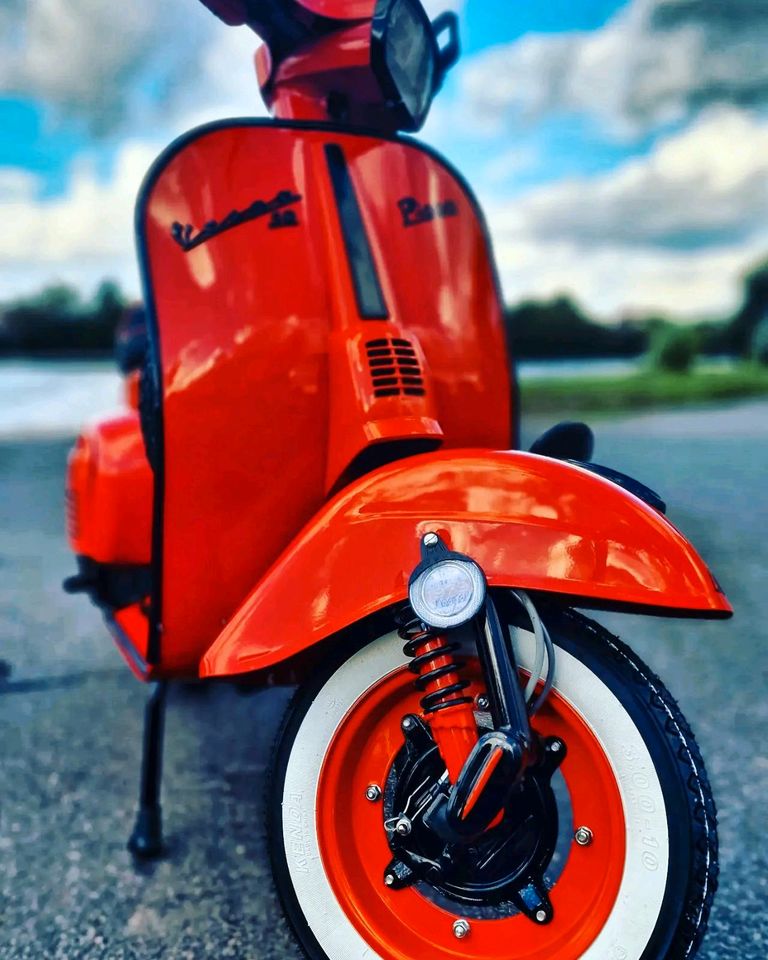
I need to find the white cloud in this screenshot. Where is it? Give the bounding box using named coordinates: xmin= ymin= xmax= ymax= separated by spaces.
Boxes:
xmin=493 ymin=235 xmax=760 ymax=320
xmin=482 ymin=145 xmax=540 ymax=186
xmin=0 ymin=169 xmax=41 ymax=203
xmin=0 ymin=0 xmax=198 ymax=133
xmin=0 ymin=1 xmax=464 ymax=135
xmin=0 ymin=141 xmax=159 ymax=299
xmin=485 ymin=109 xmax=768 ymax=317
xmin=460 ymin=0 xmax=768 ymax=137
xmin=165 ymin=25 xmax=268 ymax=135
xmin=0 ymin=0 xmax=261 ymax=135
xmin=504 ymin=109 xmax=768 ymax=249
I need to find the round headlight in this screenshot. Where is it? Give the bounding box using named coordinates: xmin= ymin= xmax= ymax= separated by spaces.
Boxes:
xmin=409 ymin=558 xmax=486 ymax=629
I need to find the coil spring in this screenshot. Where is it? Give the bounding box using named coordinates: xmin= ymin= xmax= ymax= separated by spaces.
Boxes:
xmin=396 ymin=607 xmax=473 ymax=715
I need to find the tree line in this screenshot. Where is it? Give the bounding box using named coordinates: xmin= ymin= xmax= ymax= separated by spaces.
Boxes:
xmin=505 ymin=256 xmax=768 ymax=364
xmin=0 ymin=281 xmax=124 ymax=356
xmin=1 ymin=257 xmax=767 ymax=363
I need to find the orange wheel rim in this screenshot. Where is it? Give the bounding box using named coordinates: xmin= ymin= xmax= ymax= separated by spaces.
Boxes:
xmin=316 ymin=662 xmax=625 ymax=960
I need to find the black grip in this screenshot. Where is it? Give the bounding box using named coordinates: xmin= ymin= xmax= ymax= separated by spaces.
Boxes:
xmin=197 ymin=0 xmax=250 ymax=26
xmin=431 ymin=11 xmax=460 ymax=75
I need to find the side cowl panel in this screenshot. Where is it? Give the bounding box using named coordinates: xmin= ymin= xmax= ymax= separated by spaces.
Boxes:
xmin=201 ymin=450 xmax=731 ymax=678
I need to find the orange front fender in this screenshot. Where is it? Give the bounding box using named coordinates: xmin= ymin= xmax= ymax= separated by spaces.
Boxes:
xmin=200 ymin=449 xmax=731 ymax=678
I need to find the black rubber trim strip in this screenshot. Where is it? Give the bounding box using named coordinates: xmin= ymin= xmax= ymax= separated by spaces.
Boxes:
xmin=105 ymin=613 xmax=150 ymax=676
xmin=323 ymin=142 xmax=389 ymax=319
xmin=531 ymin=590 xmax=731 ymax=620
xmin=135 ymin=117 xmax=511 ymax=663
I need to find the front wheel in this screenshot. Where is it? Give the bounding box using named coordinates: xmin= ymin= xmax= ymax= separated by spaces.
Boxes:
xmin=269 ymin=609 xmax=717 ymax=960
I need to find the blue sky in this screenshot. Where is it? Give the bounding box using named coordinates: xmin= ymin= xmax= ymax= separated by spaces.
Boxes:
xmin=2 ymin=0 xmax=768 ymax=319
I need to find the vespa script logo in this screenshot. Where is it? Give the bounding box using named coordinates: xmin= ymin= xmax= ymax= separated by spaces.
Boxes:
xmin=170 ymin=188 xmax=302 ymax=252
xmin=398 ymin=195 xmax=459 ymax=228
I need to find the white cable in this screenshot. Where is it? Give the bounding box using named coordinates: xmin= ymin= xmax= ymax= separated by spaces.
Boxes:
xmin=510 ymin=589 xmax=555 ymax=713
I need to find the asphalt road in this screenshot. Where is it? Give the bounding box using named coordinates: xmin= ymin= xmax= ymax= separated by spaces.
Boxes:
xmin=0 ymin=401 xmax=766 ymax=959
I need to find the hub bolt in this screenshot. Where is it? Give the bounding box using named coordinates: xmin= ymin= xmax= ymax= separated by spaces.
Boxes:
xmin=365 ymin=784 xmax=382 ymax=802
xmin=574 ymin=826 xmax=594 ymax=846
xmin=423 ymin=533 xmax=439 ymax=547
xmin=452 ymin=919 xmax=471 ymax=939
xmin=395 ymin=817 xmax=412 ymax=837
xmin=535 ymin=909 xmax=548 ymax=924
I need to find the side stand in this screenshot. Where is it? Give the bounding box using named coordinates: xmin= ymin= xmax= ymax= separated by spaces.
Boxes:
xmin=128 ymin=681 xmax=168 ymax=860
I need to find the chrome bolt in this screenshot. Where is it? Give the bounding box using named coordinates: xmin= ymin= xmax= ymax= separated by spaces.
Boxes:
xmin=423 ymin=532 xmax=439 ymax=547
xmin=384 ymin=873 xmax=395 ymax=887
xmin=475 ymin=694 xmax=490 ymax=710
xmin=401 ymin=716 xmax=414 ymax=731
xmin=549 ymin=740 xmax=562 ymax=753
xmin=574 ymin=826 xmax=594 ymax=846
xmin=535 ymin=909 xmax=548 ymax=924
xmin=365 ymin=784 xmax=382 ymax=802
xmin=395 ymin=816 xmax=412 ymax=837
xmin=452 ymin=919 xmax=471 ymax=939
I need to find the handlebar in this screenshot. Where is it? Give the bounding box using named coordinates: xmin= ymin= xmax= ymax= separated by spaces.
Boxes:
xmin=199 ymin=0 xmax=458 ymax=70
xmin=197 ymin=0 xmax=461 ymax=130
xmin=200 ymin=0 xmax=320 ymax=55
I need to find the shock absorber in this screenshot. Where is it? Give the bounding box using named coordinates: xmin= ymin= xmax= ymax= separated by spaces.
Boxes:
xmin=397 ymin=609 xmax=479 ymax=783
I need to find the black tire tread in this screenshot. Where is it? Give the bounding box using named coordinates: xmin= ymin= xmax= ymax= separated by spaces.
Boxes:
xmin=559 ymin=609 xmax=718 ymax=960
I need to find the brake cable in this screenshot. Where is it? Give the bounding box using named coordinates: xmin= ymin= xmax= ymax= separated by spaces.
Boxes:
xmin=508 ymin=590 xmax=556 ymax=716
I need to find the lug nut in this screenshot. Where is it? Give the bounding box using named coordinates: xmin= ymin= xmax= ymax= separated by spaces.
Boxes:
xmin=365 ymin=784 xmax=382 ymax=802
xmin=452 ymin=919 xmax=471 ymax=939
xmin=535 ymin=909 xmax=548 ymax=923
xmin=574 ymin=826 xmax=594 ymax=846
xmin=395 ymin=817 xmax=412 ymax=837
xmin=423 ymin=533 xmax=439 ymax=547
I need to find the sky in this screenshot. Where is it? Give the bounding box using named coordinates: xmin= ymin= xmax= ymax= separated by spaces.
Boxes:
xmin=2 ymin=0 xmax=768 ymax=321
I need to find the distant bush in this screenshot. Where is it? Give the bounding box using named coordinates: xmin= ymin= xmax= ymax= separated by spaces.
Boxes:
xmin=0 ymin=280 xmax=126 ymax=356
xmin=649 ymin=324 xmax=699 ymax=373
xmin=751 ymin=317 xmax=768 ymax=365
xmin=724 ymin=257 xmax=768 ymax=356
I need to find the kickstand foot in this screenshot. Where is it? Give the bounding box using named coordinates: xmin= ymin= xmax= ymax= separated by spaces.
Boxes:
xmin=128 ymin=805 xmax=164 ymax=860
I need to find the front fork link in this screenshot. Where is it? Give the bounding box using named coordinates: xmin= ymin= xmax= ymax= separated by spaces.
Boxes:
xmin=390 ymin=587 xmax=566 ymax=924
xmin=397 ymin=593 xmax=538 ymax=839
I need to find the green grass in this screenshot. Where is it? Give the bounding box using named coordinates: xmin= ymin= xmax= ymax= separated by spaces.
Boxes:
xmin=520 ymin=364 xmax=768 ymax=415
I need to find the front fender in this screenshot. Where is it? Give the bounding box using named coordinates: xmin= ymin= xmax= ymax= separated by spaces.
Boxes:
xmin=201 ymin=449 xmax=731 ymax=677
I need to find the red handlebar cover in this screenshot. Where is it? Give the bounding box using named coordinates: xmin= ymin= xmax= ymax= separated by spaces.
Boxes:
xmin=199 ymin=0 xmax=376 ymax=28
xmin=298 ymin=0 xmax=376 ymax=17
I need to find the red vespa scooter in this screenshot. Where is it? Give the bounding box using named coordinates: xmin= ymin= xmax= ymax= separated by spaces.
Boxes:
xmin=64 ymin=2 xmax=731 ymax=958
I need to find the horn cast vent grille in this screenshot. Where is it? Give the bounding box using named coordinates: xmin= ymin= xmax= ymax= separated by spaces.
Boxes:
xmin=366 ymin=338 xmax=426 ymax=398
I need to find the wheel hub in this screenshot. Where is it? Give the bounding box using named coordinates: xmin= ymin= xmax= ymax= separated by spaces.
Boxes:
xmin=382 ymin=714 xmax=566 ymax=923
